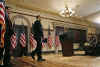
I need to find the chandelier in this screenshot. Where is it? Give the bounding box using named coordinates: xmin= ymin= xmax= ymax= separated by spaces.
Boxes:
xmin=60 ymin=6 xmax=75 ymax=17
xmin=60 ymin=0 xmax=78 ymax=17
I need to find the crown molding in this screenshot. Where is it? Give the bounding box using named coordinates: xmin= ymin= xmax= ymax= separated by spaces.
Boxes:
xmin=6 ymin=1 xmax=62 ymax=17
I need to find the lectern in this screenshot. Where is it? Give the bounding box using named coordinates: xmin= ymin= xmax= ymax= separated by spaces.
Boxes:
xmin=60 ymin=33 xmax=73 ymax=56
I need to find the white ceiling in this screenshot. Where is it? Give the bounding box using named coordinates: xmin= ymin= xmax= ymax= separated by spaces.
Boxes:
xmin=7 ymin=0 xmax=100 ymax=28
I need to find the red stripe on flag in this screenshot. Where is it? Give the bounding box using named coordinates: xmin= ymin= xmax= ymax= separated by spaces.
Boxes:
xmin=0 ymin=2 xmax=5 ymax=48
xmin=0 ymin=10 xmax=4 ymax=17
xmin=10 ymin=32 xmax=17 ymax=48
xmin=55 ymin=35 xmax=61 ymax=47
xmin=0 ymin=3 xmax=4 ymax=10
xmin=0 ymin=2 xmax=5 ymax=23
xmin=47 ymin=36 xmax=52 ymax=48
xmin=0 ymin=18 xmax=4 ymax=22
xmin=20 ymin=33 xmax=26 ymax=48
xmin=29 ymin=33 xmax=37 ymax=48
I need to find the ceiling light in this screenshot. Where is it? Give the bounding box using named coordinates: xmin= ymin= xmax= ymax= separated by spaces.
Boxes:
xmin=60 ymin=0 xmax=78 ymax=17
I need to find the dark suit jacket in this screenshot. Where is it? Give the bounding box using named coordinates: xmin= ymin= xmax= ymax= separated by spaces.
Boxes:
xmin=32 ymin=20 xmax=43 ymax=38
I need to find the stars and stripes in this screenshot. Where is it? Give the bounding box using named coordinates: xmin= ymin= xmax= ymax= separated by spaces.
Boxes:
xmin=55 ymin=35 xmax=61 ymax=48
xmin=0 ymin=2 xmax=5 ymax=23
xmin=20 ymin=32 xmax=26 ymax=48
xmin=0 ymin=1 xmax=6 ymax=48
xmin=10 ymin=32 xmax=17 ymax=48
xmin=29 ymin=33 xmax=37 ymax=48
xmin=47 ymin=25 xmax=52 ymax=48
xmin=47 ymin=36 xmax=52 ymax=48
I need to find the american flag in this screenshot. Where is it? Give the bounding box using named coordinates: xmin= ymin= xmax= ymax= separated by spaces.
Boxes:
xmin=29 ymin=33 xmax=37 ymax=48
xmin=55 ymin=35 xmax=61 ymax=48
xmin=47 ymin=25 xmax=52 ymax=48
xmin=0 ymin=1 xmax=6 ymax=48
xmin=10 ymin=32 xmax=17 ymax=48
xmin=20 ymin=32 xmax=26 ymax=48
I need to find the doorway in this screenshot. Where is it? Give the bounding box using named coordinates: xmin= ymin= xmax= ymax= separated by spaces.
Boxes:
xmin=13 ymin=25 xmax=28 ymax=57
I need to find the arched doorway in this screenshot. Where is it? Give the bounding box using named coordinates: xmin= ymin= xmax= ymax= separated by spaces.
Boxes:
xmin=11 ymin=15 xmax=31 ymax=57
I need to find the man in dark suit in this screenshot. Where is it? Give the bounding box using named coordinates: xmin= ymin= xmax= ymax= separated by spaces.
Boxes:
xmin=31 ymin=15 xmax=45 ymax=61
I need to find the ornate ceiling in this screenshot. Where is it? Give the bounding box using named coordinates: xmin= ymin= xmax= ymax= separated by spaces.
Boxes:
xmin=6 ymin=0 xmax=100 ymax=27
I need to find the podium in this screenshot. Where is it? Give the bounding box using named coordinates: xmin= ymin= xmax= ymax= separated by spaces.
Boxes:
xmin=60 ymin=33 xmax=73 ymax=56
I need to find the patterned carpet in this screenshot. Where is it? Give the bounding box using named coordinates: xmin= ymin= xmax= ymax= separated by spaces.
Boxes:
xmin=1 ymin=53 xmax=100 ymax=67
xmin=11 ymin=56 xmax=75 ymax=67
